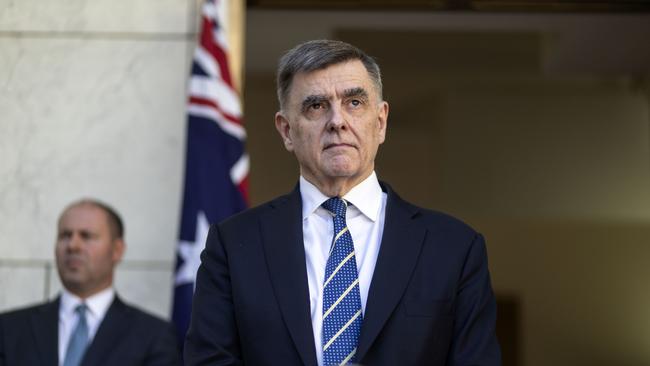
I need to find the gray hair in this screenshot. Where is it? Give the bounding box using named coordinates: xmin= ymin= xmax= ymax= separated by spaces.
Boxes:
xmin=276 ymin=39 xmax=383 ymax=109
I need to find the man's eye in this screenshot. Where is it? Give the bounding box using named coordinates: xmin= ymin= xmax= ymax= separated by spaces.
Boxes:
xmin=311 ymin=103 xmax=322 ymax=110
xmin=350 ymin=99 xmax=361 ymax=107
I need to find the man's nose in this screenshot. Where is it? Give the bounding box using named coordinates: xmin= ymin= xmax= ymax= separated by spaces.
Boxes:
xmin=327 ymin=104 xmax=347 ymax=130
xmin=67 ymin=234 xmax=83 ymax=251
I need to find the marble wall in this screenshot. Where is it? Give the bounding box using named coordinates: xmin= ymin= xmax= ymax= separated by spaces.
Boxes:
xmin=0 ymin=0 xmax=199 ymax=319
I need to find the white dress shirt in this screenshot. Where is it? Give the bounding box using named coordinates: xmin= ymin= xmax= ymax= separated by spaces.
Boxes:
xmin=58 ymin=287 xmax=115 ymax=366
xmin=300 ymin=171 xmax=387 ymax=366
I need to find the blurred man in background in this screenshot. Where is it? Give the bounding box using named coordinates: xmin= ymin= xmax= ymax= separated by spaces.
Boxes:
xmin=0 ymin=199 xmax=180 ymax=366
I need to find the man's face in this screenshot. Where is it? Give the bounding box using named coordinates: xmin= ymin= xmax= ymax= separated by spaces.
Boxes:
xmin=275 ymin=60 xmax=388 ymax=191
xmin=55 ymin=204 xmax=124 ymax=298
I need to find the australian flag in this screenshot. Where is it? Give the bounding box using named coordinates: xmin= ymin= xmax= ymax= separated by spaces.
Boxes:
xmin=172 ymin=0 xmax=248 ymax=350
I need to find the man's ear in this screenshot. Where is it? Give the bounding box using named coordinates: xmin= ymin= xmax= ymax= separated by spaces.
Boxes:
xmin=275 ymin=111 xmax=294 ymax=152
xmin=112 ymin=238 xmax=125 ymax=264
xmin=377 ymin=101 xmax=389 ymax=144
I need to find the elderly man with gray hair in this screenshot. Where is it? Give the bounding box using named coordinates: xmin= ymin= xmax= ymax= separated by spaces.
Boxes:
xmin=185 ymin=39 xmax=501 ymax=366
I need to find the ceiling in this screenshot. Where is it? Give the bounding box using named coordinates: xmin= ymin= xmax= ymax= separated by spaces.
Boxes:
xmin=245 ymin=9 xmax=650 ymax=77
xmin=247 ymin=0 xmax=650 ymax=12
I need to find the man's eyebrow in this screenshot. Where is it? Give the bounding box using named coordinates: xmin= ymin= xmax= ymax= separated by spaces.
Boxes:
xmin=301 ymin=94 xmax=329 ymax=109
xmin=343 ymin=87 xmax=368 ymax=99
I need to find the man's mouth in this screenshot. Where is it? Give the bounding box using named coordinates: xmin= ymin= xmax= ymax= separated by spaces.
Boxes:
xmin=65 ymin=257 xmax=84 ymax=268
xmin=324 ymin=143 xmax=355 ymax=150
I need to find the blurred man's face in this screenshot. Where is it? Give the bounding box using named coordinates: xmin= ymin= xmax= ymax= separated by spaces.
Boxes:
xmin=275 ymin=60 xmax=388 ymax=193
xmin=55 ymin=203 xmax=124 ymax=299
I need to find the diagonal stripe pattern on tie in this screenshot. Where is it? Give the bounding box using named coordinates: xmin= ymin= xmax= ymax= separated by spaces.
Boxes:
xmin=63 ymin=304 xmax=89 ymax=366
xmin=321 ymin=197 xmax=363 ymax=366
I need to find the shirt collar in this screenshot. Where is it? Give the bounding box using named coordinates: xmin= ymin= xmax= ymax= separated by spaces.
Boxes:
xmin=299 ymin=171 xmax=383 ymax=222
xmin=60 ymin=287 xmax=115 ymax=319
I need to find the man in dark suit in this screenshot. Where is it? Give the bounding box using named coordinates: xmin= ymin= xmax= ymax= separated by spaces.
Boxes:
xmin=0 ymin=199 xmax=180 ymax=366
xmin=185 ymin=40 xmax=501 ymax=366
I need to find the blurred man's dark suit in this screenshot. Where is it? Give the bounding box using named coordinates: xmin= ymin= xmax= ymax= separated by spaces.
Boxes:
xmin=0 ymin=295 xmax=180 ymax=366
xmin=185 ymin=183 xmax=501 ymax=366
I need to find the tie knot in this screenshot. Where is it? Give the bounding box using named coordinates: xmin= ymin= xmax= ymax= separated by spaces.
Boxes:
xmin=75 ymin=304 xmax=87 ymax=317
xmin=322 ymin=197 xmax=348 ymax=218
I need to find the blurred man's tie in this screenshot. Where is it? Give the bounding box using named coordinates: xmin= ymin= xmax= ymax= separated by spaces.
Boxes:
xmin=63 ymin=304 xmax=89 ymax=366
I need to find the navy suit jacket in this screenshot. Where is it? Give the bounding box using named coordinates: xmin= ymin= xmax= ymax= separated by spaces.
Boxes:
xmin=185 ymin=183 xmax=501 ymax=365
xmin=0 ymin=295 xmax=180 ymax=366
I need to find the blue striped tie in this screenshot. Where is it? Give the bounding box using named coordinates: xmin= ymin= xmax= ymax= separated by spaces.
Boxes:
xmin=321 ymin=197 xmax=363 ymax=366
xmin=63 ymin=304 xmax=89 ymax=366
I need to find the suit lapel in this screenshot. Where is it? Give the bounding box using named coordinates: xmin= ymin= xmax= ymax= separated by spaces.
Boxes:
xmin=81 ymin=296 xmax=130 ymax=366
xmin=260 ymin=187 xmax=318 ymax=366
xmin=30 ymin=298 xmax=59 ymax=366
xmin=356 ymin=183 xmax=426 ymax=361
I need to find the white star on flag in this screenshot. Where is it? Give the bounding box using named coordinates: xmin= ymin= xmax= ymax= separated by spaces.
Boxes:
xmin=175 ymin=211 xmax=210 ymax=287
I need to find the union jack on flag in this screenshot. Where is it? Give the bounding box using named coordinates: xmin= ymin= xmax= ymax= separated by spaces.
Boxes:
xmin=172 ymin=0 xmax=248 ymax=349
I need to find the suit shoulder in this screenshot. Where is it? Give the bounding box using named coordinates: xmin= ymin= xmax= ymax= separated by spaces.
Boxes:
xmin=0 ymin=301 xmax=52 ymax=322
xmin=416 ymin=206 xmax=477 ymax=235
xmin=397 ymin=197 xmax=485 ymax=258
xmin=389 ymin=189 xmax=478 ymax=238
xmin=106 ymin=298 xmax=180 ymax=363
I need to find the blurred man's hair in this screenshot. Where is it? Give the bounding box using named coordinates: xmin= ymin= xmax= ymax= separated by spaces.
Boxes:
xmin=62 ymin=199 xmax=124 ymax=239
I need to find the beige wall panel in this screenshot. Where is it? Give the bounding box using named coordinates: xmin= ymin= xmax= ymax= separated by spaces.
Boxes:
xmin=0 ymin=0 xmax=190 ymax=33
xmin=0 ymin=263 xmax=48 ymax=312
xmin=114 ymin=265 xmax=174 ymax=319
xmin=0 ymin=37 xmax=187 ymax=262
